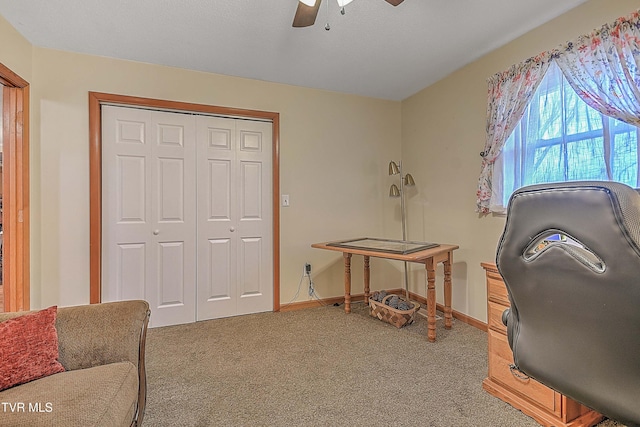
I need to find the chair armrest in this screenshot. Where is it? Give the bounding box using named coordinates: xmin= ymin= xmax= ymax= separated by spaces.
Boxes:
xmin=501 ymin=308 xmax=510 ymax=327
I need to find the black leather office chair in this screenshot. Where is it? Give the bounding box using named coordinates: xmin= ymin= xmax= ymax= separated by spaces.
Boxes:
xmin=497 ymin=181 xmax=640 ymax=427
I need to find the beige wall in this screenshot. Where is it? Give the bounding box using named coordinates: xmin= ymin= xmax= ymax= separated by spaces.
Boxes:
xmin=0 ymin=14 xmax=32 ymax=81
xmin=401 ymin=0 xmax=640 ymax=322
xmin=24 ymin=42 xmax=402 ymax=308
xmin=2 ymin=0 xmax=639 ymax=320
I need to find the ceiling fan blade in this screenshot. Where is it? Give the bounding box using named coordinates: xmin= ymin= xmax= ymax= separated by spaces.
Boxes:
xmin=292 ymin=0 xmax=322 ymax=27
xmin=384 ymin=0 xmax=404 ymax=5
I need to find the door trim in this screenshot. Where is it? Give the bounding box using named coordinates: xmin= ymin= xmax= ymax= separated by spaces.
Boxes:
xmin=0 ymin=62 xmax=30 ymax=312
xmin=88 ymin=92 xmax=280 ymax=312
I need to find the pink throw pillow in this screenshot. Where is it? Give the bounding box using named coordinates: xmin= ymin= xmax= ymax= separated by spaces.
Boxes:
xmin=0 ymin=306 xmax=65 ymax=391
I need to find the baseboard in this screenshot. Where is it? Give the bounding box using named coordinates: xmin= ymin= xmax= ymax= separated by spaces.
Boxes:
xmin=279 ymin=288 xmax=489 ymax=332
xmin=279 ymin=293 xmax=371 ymax=312
xmin=392 ymin=288 xmax=488 ymax=332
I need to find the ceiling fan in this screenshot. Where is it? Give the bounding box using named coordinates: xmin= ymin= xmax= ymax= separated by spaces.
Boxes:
xmin=293 ymin=0 xmax=405 ymax=28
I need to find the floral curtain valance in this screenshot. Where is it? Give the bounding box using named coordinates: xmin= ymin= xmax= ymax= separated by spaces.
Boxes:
xmin=476 ymin=9 xmax=640 ymax=214
xmin=554 ymin=11 xmax=640 ymax=127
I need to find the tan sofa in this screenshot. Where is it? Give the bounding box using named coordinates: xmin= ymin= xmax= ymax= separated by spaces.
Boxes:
xmin=0 ymin=300 xmax=150 ymax=427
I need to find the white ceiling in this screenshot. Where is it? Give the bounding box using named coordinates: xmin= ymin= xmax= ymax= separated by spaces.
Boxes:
xmin=0 ymin=0 xmax=588 ymax=101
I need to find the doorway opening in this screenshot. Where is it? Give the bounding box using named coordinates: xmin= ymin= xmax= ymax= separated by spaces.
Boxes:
xmin=0 ymin=84 xmax=3 ymax=311
xmin=0 ymin=62 xmax=30 ymax=313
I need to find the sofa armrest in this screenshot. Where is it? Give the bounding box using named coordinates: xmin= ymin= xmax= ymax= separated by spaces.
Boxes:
xmin=55 ymin=300 xmax=150 ymax=371
xmin=57 ymin=300 xmax=151 ymax=427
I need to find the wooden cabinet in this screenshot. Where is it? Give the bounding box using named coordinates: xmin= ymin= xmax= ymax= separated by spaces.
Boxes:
xmin=481 ymin=263 xmax=604 ymax=427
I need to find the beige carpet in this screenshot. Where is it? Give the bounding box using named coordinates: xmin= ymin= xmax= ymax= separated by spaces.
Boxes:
xmin=142 ymin=302 xmax=625 ymax=427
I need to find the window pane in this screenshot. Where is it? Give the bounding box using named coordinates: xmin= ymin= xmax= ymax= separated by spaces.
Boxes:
xmin=566 ymin=137 xmax=606 ymax=180
xmin=529 ymin=144 xmax=564 ymax=184
xmin=495 ymin=62 xmax=640 ymax=212
xmin=611 ymin=122 xmax=638 ymax=187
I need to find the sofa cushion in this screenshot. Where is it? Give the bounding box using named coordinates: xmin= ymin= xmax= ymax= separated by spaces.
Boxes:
xmin=0 ymin=306 xmax=65 ymax=391
xmin=0 ymin=361 xmax=139 ymax=427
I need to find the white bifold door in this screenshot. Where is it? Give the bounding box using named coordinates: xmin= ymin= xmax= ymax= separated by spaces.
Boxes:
xmin=101 ymin=106 xmax=273 ymax=328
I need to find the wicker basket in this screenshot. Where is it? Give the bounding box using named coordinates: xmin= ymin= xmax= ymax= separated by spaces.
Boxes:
xmin=369 ymin=294 xmax=420 ymax=328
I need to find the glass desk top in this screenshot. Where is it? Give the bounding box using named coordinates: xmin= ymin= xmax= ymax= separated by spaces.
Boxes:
xmin=326 ymin=237 xmax=439 ymax=255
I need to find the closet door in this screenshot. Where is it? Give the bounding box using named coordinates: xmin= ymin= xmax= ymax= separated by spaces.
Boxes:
xmin=196 ymin=116 xmax=273 ymax=320
xmin=102 ymin=106 xmax=197 ymax=327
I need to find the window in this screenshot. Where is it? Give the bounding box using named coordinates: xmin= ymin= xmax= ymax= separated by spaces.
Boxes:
xmin=491 ymin=62 xmax=640 ymax=213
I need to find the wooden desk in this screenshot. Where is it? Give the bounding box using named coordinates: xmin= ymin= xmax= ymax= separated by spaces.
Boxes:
xmin=312 ymin=240 xmax=459 ymax=342
xmin=481 ymin=263 xmax=603 ymax=427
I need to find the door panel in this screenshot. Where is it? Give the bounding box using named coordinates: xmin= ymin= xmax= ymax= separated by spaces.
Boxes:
xmin=158 ymin=157 xmax=185 ymax=221
xmin=235 ymin=120 xmax=273 ymax=315
xmin=158 ymin=241 xmax=185 ymax=306
xmin=240 ymin=237 xmax=262 ymax=297
xmin=116 ymin=243 xmax=146 ymax=301
xmin=149 ymin=110 xmax=197 ymax=327
xmin=103 ymin=109 xmax=150 ymax=304
xmin=208 ymin=159 xmax=232 ymax=220
xmin=202 ymin=237 xmax=235 ymax=318
xmin=102 ymin=106 xmax=197 ymax=327
xmin=197 ymin=117 xmax=273 ymax=320
xmin=240 ymin=161 xmax=262 ymax=219
xmin=117 ymin=155 xmax=146 ymax=222
xmin=206 ymin=238 xmax=232 ymax=300
xmin=196 ymin=116 xmax=237 ymax=320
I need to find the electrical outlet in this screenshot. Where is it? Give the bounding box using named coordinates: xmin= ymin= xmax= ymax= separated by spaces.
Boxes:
xmin=305 ymin=263 xmax=311 ymax=275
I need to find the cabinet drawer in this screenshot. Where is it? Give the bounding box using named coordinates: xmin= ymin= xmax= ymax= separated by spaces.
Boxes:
xmin=488 ymin=329 xmax=556 ymax=413
xmin=488 ymin=301 xmax=508 ymax=335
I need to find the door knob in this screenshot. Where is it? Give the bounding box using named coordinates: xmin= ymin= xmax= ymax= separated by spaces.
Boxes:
xmin=230 ymin=227 xmax=236 ymax=232
xmin=153 ymin=229 xmax=160 ymax=235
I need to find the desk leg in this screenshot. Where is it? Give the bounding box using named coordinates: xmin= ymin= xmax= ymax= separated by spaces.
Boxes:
xmin=363 ymin=256 xmax=370 ymax=304
xmin=444 ymin=252 xmax=453 ymax=329
xmin=344 ymin=253 xmax=352 ymax=314
xmin=426 ymin=258 xmax=436 ymax=342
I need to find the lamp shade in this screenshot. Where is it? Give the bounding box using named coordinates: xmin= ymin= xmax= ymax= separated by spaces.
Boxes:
xmin=404 ymin=173 xmax=415 ymax=186
xmin=389 ymin=184 xmax=400 ymax=197
xmin=388 ymin=161 xmax=400 ymax=176
xmin=300 ymin=0 xmax=316 ymax=6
